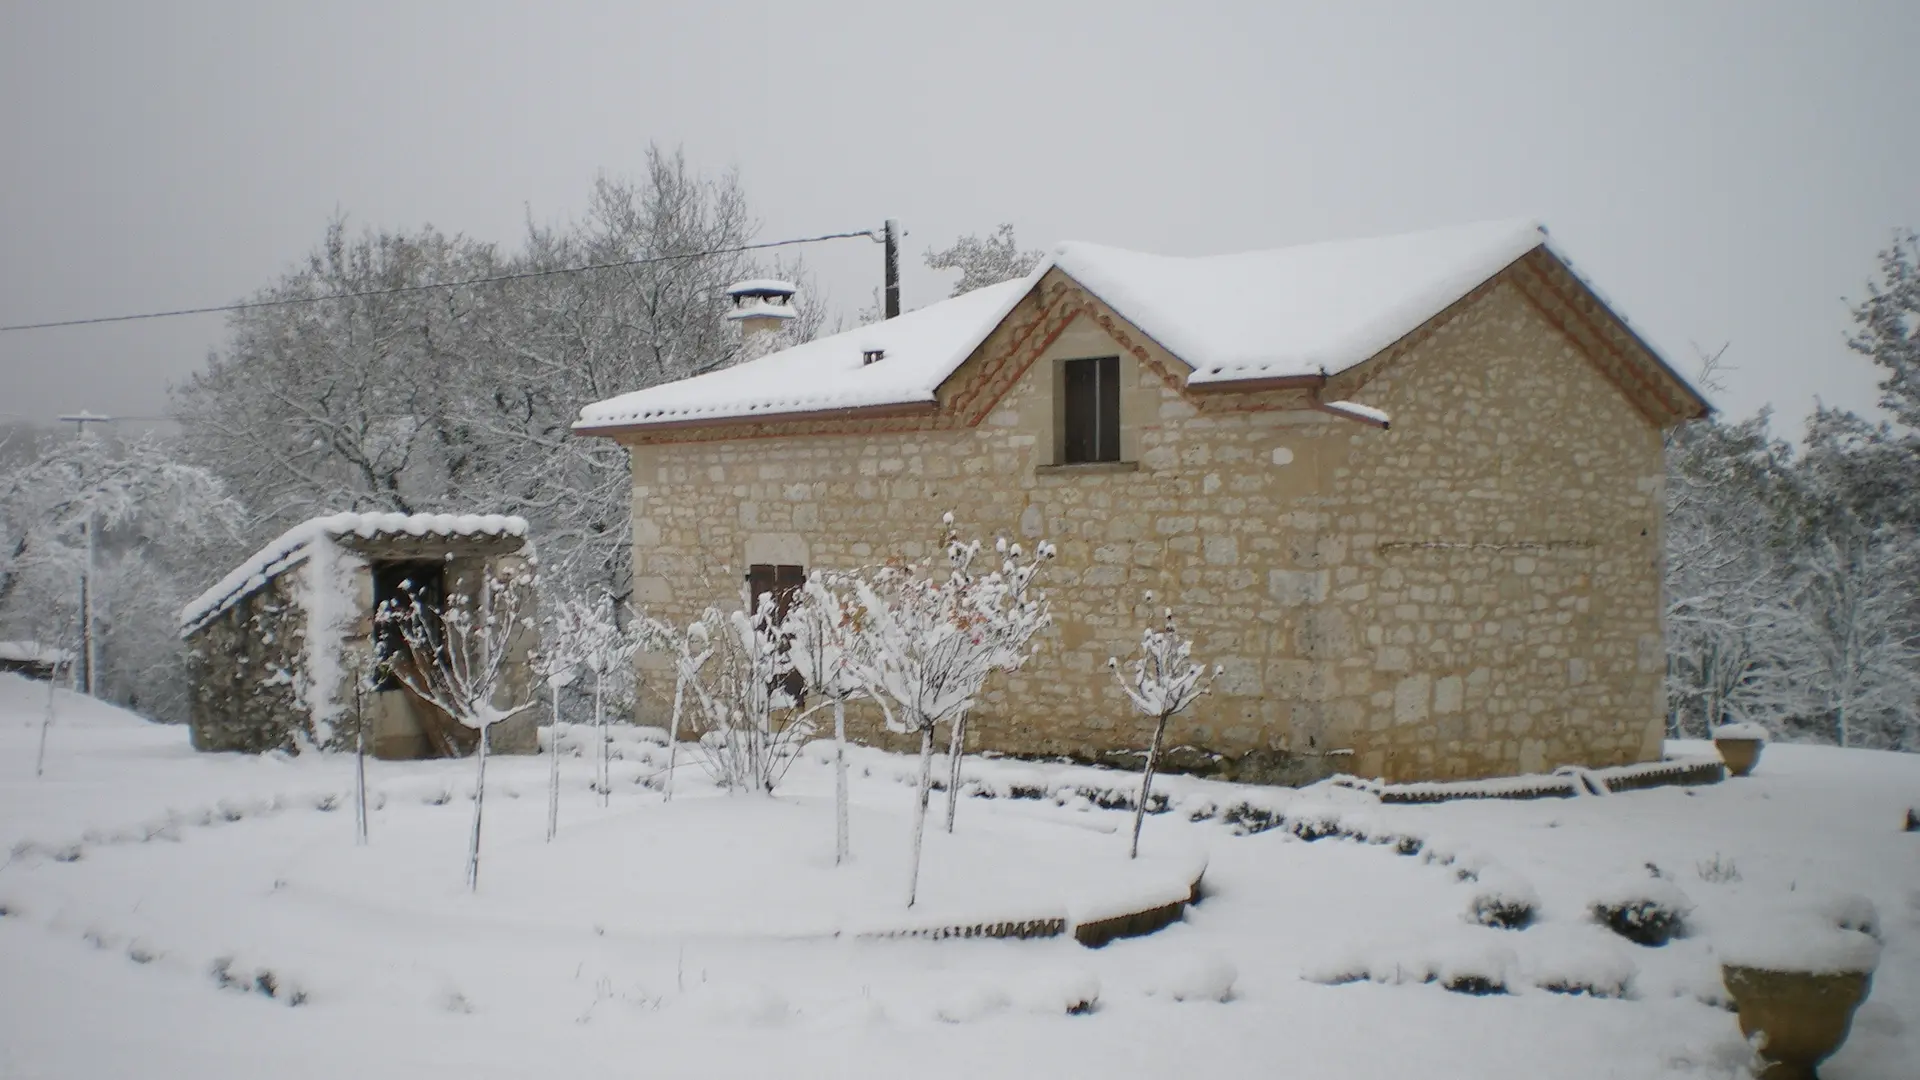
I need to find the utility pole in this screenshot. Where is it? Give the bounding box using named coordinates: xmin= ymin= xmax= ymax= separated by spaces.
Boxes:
xmin=883 ymin=219 xmax=901 ymax=319
xmin=57 ymin=411 xmax=110 ymax=696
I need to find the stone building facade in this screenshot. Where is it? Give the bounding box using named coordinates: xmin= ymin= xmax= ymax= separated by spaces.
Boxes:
xmin=182 ymin=513 xmax=539 ymax=760
xmin=580 ymin=224 xmax=1708 ymax=783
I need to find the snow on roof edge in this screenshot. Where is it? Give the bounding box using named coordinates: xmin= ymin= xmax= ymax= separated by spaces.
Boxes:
xmin=180 ymin=512 xmax=529 ymax=635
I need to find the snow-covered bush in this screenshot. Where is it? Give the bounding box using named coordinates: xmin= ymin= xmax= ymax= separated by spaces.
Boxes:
xmin=542 ymin=595 xmax=637 ymax=807
xmin=1150 ymin=955 xmax=1237 ymax=1003
xmin=1590 ymin=875 xmax=1694 ymax=946
xmin=1695 ymin=853 xmax=1742 ymax=884
xmin=1814 ymin=893 xmax=1881 ymax=941
xmin=844 ymin=514 xmax=1052 ymax=906
xmin=643 ymin=597 xmax=811 ymax=796
xmin=376 ymin=566 xmax=539 ymax=890
xmin=1529 ymin=945 xmax=1636 ymax=999
xmin=1466 ymin=867 xmax=1540 ymax=930
xmin=1014 ymin=968 xmax=1100 ymax=1016
xmin=1109 ymin=597 xmax=1216 ymax=859
xmin=934 ymin=982 xmax=1012 ymax=1023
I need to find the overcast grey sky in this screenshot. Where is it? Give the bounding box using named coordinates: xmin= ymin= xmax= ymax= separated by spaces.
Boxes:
xmin=2 ymin=1 xmax=1914 ymax=434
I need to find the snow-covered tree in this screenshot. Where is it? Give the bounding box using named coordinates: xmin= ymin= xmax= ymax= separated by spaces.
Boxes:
xmin=644 ymin=596 xmax=810 ymax=796
xmin=376 ymin=566 xmax=539 ymax=890
xmin=535 ymin=597 xmax=611 ymax=839
xmin=1110 ymin=600 xmax=1217 ymax=859
xmin=538 ymin=595 xmax=639 ymax=805
xmin=175 ymin=147 xmax=824 ymax=606
xmin=845 ymin=515 xmax=1052 ymax=907
xmin=1785 ymin=528 xmax=1920 ymax=750
xmin=0 ymin=432 xmax=242 ymax=721
xmin=924 ymin=224 xmax=1044 ymax=297
xmin=1662 ymin=411 xmax=1807 ymax=736
xmin=1849 ymin=229 xmax=1920 ymax=433
xmin=786 ymin=571 xmax=886 ymax=865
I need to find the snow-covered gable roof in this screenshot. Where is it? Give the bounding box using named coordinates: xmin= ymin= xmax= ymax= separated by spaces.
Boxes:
xmin=1052 ymin=219 xmax=1548 ymax=384
xmin=577 ymin=276 xmax=1034 ymax=430
xmin=180 ymin=512 xmax=528 ymax=635
xmin=577 ymin=219 xmax=1697 ymax=433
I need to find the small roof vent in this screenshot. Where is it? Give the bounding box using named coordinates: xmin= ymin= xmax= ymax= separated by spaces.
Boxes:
xmin=862 ymin=347 xmax=885 ymax=365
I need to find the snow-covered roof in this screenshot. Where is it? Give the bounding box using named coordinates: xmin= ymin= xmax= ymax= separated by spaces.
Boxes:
xmin=1053 ymin=219 xmax=1547 ymax=383
xmin=578 ymin=219 xmax=1695 ymax=433
xmin=180 ymin=512 xmax=528 ymax=635
xmin=725 ymin=278 xmax=798 ymax=297
xmin=578 ymin=276 xmax=1034 ymax=430
xmin=0 ymin=641 xmax=74 ymax=665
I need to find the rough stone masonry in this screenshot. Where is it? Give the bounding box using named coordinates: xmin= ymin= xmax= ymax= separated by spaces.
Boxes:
xmin=609 ymin=254 xmax=1687 ymax=784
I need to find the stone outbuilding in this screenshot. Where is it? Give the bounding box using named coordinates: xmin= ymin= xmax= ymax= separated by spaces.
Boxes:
xmin=575 ymin=220 xmax=1710 ymax=784
xmin=181 ymin=513 xmax=539 ymax=759
xmin=0 ymin=641 xmax=74 ymax=683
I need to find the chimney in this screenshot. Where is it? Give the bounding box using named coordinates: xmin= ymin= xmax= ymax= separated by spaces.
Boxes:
xmin=725 ymin=279 xmax=798 ymax=360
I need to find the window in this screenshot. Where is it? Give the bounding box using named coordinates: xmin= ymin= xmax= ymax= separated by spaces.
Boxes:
xmin=1062 ymin=355 xmax=1121 ymax=464
xmin=747 ymin=563 xmax=806 ymax=705
xmin=371 ymin=560 xmax=445 ymax=691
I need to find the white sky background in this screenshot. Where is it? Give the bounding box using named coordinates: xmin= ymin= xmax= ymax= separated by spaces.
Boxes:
xmin=1 ymin=1 xmax=1914 ymax=434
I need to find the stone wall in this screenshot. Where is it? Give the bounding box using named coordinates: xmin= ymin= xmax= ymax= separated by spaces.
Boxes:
xmin=187 ymin=571 xmax=310 ymax=754
xmin=618 ymin=267 xmax=1671 ymax=783
xmin=187 ymin=548 xmax=540 ymax=759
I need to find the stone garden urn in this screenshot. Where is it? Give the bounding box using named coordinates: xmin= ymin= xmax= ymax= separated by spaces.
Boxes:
xmin=1712 ymin=723 xmax=1767 ymax=777
xmin=1718 ymin=916 xmax=1880 ymax=1080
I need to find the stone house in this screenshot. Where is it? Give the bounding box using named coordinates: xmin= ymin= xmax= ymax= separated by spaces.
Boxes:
xmin=181 ymin=512 xmax=539 ymax=759
xmin=575 ymin=220 xmax=1709 ymax=783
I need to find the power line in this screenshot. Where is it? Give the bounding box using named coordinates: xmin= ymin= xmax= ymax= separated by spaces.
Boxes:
xmin=0 ymin=228 xmax=880 ymax=334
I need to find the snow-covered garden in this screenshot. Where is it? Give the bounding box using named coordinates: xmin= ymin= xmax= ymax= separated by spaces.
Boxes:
xmin=3 ymin=673 xmax=1915 ymax=1079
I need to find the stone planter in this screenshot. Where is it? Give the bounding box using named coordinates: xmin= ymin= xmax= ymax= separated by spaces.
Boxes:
xmin=1714 ymin=737 xmax=1764 ymax=777
xmin=1720 ymin=965 xmax=1873 ymax=1080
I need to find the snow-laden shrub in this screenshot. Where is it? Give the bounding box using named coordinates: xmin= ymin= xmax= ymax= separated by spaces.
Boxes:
xmin=1309 ymin=941 xmax=1515 ymax=996
xmin=1430 ymin=940 xmax=1515 ymax=996
xmin=1466 ymin=867 xmax=1540 ymax=930
xmin=210 ymin=956 xmax=307 ymax=1006
xmin=1695 ymin=853 xmax=1742 ymax=883
xmin=1283 ymin=803 xmax=1344 ymax=842
xmin=1530 ymin=946 xmax=1637 ymax=999
xmin=1813 ymin=893 xmax=1880 ymax=941
xmin=1590 ymin=875 xmax=1694 ymax=946
xmin=1151 ymin=955 xmax=1237 ymax=1003
xmin=934 ymin=982 xmax=1011 ymax=1023
xmin=1014 ymin=969 xmax=1100 ymax=1015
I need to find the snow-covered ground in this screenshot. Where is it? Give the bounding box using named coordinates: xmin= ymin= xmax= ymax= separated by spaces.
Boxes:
xmin=1 ymin=673 xmax=1914 ymax=1079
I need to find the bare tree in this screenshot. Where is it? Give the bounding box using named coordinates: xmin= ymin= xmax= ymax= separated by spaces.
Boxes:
xmin=377 ymin=566 xmax=539 ymax=891
xmin=1110 ymin=599 xmax=1216 ymax=859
